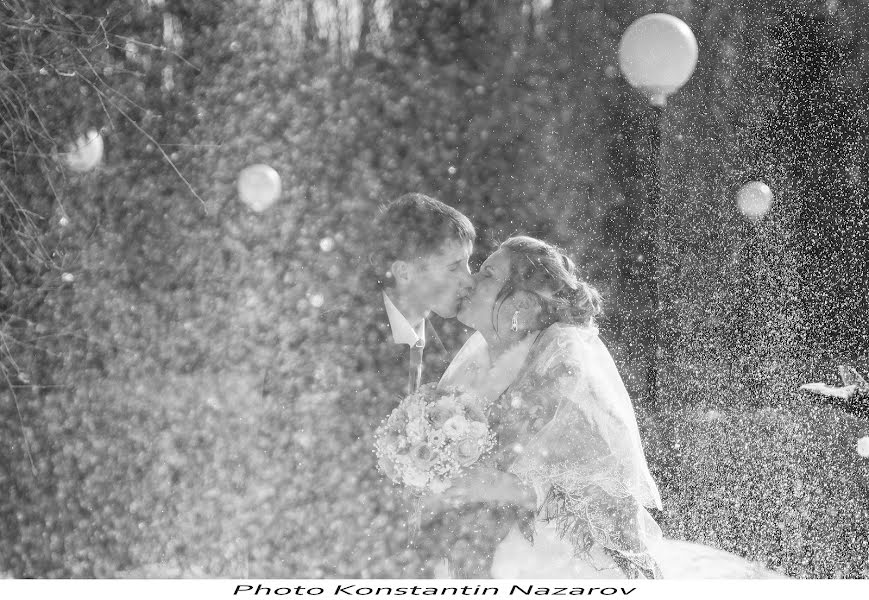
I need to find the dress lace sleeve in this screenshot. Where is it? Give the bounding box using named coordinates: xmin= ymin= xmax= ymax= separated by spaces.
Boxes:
xmin=504 ymin=324 xmax=663 ymax=575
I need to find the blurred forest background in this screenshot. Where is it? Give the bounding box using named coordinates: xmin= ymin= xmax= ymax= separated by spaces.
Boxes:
xmin=1 ymin=0 xmax=868 ymax=579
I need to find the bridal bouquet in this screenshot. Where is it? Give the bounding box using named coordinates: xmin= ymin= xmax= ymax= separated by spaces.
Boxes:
xmin=374 ymin=383 xmax=494 ymax=494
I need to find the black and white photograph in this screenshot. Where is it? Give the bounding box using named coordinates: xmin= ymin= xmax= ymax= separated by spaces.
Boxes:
xmin=1 ymin=0 xmax=868 ymax=588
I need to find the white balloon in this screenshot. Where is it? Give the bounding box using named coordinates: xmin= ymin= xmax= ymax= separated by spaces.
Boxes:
xmin=737 ymin=181 xmax=774 ymax=223
xmin=619 ymin=13 xmax=699 ymax=106
xmin=63 ymin=129 xmax=103 ymax=172
xmin=238 ymin=164 xmax=281 ymax=212
xmin=857 ymin=436 xmax=869 ymax=458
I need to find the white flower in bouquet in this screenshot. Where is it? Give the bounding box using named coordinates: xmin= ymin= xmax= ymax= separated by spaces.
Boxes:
xmin=405 ymin=420 xmax=426 ymax=444
xmin=426 ymin=404 xmax=454 ymax=428
xmin=434 ymin=396 xmax=460 ymax=413
xmin=387 ymin=407 xmax=409 ymax=429
xmin=464 ymin=404 xmax=487 ymax=424
xmin=428 ymin=429 xmax=446 ymax=446
xmin=454 ymin=438 xmax=485 ymax=467
xmin=442 ymin=415 xmax=471 ymax=440
xmin=410 ymin=444 xmax=436 ymax=469
xmin=467 ymin=421 xmax=488 ymax=438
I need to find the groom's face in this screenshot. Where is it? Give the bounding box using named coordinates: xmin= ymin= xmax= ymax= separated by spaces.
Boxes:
xmin=406 ymin=239 xmax=474 ymax=318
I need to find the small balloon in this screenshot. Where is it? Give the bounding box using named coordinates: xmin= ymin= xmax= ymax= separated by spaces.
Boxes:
xmin=63 ymin=129 xmax=103 ymax=172
xmin=737 ymin=181 xmax=774 ymax=223
xmin=857 ymin=436 xmax=869 ymax=458
xmin=238 ymin=164 xmax=281 ymax=212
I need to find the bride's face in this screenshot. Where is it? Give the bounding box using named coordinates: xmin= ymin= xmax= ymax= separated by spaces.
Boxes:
xmin=457 ymin=248 xmax=512 ymax=332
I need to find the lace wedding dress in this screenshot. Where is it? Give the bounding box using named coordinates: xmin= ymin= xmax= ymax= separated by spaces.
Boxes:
xmin=436 ymin=324 xmax=781 ymax=579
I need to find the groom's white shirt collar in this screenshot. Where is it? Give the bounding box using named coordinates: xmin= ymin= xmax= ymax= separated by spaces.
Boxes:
xmin=382 ymin=291 xmax=426 ymax=348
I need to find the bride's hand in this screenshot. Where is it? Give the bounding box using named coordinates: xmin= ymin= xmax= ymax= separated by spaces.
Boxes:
xmin=477 ymin=469 xmax=536 ymax=509
xmin=418 ymin=485 xmax=473 ymax=516
xmin=430 ymin=466 xmax=536 ymax=509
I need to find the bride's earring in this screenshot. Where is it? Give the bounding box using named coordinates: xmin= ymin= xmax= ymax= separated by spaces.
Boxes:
xmin=511 ymin=310 xmax=519 ymax=332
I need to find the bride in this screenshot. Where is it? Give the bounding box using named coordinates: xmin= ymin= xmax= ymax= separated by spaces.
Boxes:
xmin=429 ymin=236 xmax=779 ymax=579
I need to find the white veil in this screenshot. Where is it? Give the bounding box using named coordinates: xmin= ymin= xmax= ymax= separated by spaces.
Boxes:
xmin=507 ymin=323 xmax=662 ymax=566
xmin=442 ymin=323 xmax=663 ymax=571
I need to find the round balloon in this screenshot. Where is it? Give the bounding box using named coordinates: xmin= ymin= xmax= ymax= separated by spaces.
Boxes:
xmin=238 ymin=164 xmax=281 ymax=212
xmin=63 ymin=129 xmax=104 ymax=172
xmin=618 ymin=13 xmax=698 ymax=106
xmin=858 ymin=436 xmax=869 ymax=459
xmin=736 ymin=181 xmax=774 ymax=223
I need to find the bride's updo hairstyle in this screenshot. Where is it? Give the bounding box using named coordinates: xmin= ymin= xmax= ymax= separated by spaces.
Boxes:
xmin=495 ymin=236 xmax=602 ymax=330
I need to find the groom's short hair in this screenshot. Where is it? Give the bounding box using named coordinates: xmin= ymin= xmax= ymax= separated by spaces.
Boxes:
xmin=371 ymin=193 xmax=475 ymax=288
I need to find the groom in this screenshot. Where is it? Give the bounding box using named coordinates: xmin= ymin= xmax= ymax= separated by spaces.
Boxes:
xmin=367 ymin=193 xmax=479 ymax=577
xmin=369 ymin=193 xmax=475 ymax=398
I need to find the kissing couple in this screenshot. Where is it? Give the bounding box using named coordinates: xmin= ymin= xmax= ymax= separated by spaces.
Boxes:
xmin=369 ymin=193 xmax=778 ymax=579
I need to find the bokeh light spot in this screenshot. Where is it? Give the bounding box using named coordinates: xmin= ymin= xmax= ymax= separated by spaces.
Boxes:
xmin=309 ymin=293 xmax=324 ymax=308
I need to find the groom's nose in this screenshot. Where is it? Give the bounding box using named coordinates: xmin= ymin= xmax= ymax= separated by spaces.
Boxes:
xmin=460 ymin=269 xmax=474 ymax=291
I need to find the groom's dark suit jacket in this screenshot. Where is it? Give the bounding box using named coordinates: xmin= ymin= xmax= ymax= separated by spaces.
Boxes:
xmin=364 ymin=300 xmax=452 ymax=406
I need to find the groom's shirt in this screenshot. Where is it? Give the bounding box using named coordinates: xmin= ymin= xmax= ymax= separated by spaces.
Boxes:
xmin=382 ymin=292 xmax=426 ymax=348
xmin=383 ymin=291 xmax=425 ymax=394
